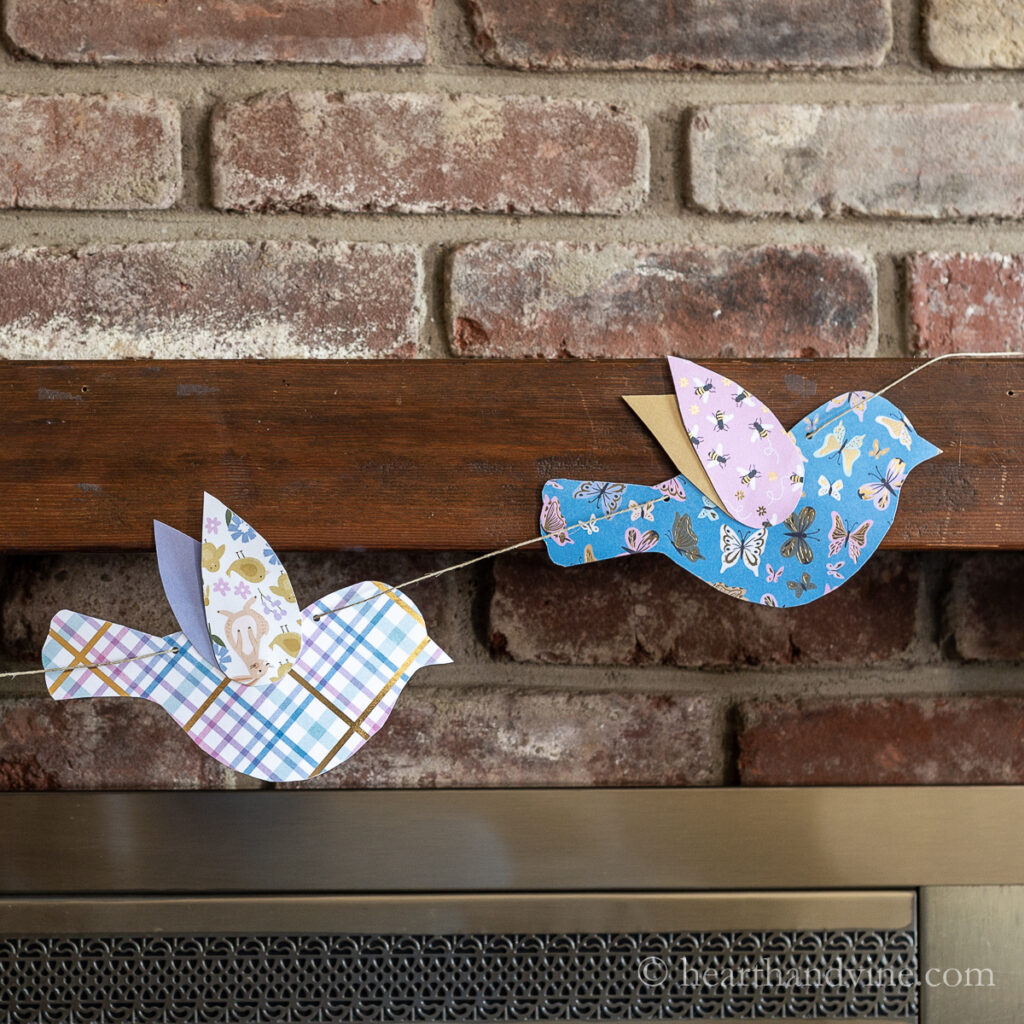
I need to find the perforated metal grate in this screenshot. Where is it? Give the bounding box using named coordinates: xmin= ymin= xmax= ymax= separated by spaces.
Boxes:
xmin=0 ymin=929 xmax=917 ymax=1022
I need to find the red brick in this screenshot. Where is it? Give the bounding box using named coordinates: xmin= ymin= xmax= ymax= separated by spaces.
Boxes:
xmin=5 ymin=0 xmax=430 ymax=65
xmin=0 ymin=241 xmax=422 ymax=359
xmin=450 ymin=243 xmax=876 ymax=358
xmin=739 ymin=696 xmax=1024 ymax=784
xmin=1 ymin=554 xmax=172 ymax=666
xmin=283 ymin=687 xmax=724 ymax=788
xmin=908 ymin=253 xmax=1024 ymax=355
xmin=950 ymin=553 xmax=1024 ymax=661
xmin=0 ymin=94 xmax=179 ymax=210
xmin=212 ymin=92 xmax=648 ymax=215
xmin=0 ymin=698 xmax=244 ymax=789
xmin=690 ymin=104 xmax=1024 ymax=219
xmin=490 ymin=552 xmax=922 ymax=668
xmin=468 ymin=0 xmax=891 ymax=70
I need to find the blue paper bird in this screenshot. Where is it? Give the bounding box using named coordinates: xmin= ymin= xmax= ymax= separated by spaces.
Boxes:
xmin=540 ymin=386 xmax=941 ymax=607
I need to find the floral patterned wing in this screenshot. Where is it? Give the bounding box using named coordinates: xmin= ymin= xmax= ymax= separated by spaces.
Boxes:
xmin=202 ymin=492 xmax=303 ymax=685
xmin=666 ymin=356 xmax=804 ymax=529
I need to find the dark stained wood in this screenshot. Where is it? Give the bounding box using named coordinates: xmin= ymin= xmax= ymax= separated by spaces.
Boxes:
xmin=0 ymin=358 xmax=1021 ymax=551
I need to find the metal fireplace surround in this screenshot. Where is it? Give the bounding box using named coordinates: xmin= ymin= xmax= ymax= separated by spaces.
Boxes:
xmin=1 ymin=787 xmax=1022 ymax=1022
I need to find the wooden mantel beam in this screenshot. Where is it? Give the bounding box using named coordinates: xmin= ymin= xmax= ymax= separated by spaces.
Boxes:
xmin=1 ymin=358 xmax=1020 ymax=551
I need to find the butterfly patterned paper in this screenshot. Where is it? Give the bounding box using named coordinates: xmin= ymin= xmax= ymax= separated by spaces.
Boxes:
xmin=541 ymin=373 xmax=941 ymax=608
xmin=876 ymin=414 xmax=914 ymax=450
xmin=828 ymin=512 xmax=873 ymax=563
xmin=858 ymin=457 xmax=906 ymax=510
xmin=813 ymin=421 xmax=865 ymax=477
xmin=720 ymin=525 xmax=768 ymax=576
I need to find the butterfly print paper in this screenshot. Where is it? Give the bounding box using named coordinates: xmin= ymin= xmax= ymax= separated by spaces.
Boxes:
xmin=541 ymin=386 xmax=941 ymax=608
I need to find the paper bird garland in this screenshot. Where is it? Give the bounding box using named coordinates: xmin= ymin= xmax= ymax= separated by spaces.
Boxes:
xmin=33 ymin=356 xmax=945 ymax=780
xmin=541 ymin=358 xmax=941 ymax=607
xmin=42 ymin=495 xmax=450 ymax=782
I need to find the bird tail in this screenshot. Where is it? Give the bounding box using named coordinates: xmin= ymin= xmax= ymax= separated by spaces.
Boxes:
xmin=540 ymin=478 xmax=669 ymax=568
xmin=42 ymin=609 xmax=179 ymax=701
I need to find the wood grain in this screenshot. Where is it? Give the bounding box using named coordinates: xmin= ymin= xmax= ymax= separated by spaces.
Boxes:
xmin=0 ymin=359 xmax=1021 ymax=551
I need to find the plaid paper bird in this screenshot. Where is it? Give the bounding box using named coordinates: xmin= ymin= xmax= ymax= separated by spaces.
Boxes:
xmin=42 ymin=495 xmax=450 ymax=783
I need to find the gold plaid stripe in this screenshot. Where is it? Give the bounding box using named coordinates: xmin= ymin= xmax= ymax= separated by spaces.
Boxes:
xmin=372 ymin=581 xmax=424 ymax=626
xmin=46 ymin=623 xmax=128 ymax=697
xmin=183 ymin=677 xmax=232 ymax=732
xmin=311 ymin=637 xmax=429 ymax=777
xmin=288 ymin=669 xmax=369 ymax=740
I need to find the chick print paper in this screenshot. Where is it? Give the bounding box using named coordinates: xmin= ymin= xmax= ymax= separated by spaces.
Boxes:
xmin=201 ymin=494 xmax=304 ymax=685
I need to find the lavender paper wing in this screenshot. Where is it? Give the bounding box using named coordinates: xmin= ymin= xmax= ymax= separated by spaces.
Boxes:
xmin=154 ymin=520 xmax=220 ymax=669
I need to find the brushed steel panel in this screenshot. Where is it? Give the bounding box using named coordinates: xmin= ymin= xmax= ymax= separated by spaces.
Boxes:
xmin=0 ymin=890 xmax=915 ymax=936
xmin=921 ymin=886 xmax=1024 ymax=1024
xmin=1 ymin=789 xmax=1023 ymax=893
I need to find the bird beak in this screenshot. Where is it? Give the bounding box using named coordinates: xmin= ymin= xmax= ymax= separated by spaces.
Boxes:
xmin=915 ymin=437 xmax=943 ymax=463
xmin=421 ymin=638 xmax=453 ymax=667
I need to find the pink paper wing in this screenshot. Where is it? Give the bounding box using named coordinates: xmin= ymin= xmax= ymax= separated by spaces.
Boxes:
xmin=667 ymin=356 xmax=804 ymax=528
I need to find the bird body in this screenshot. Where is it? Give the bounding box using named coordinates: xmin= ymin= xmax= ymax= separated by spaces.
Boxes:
xmin=41 ymin=495 xmax=450 ymax=782
xmin=200 ymin=542 xmax=224 ymax=572
xmin=541 ymin=387 xmax=940 ymax=607
xmin=43 ymin=580 xmax=449 ymax=782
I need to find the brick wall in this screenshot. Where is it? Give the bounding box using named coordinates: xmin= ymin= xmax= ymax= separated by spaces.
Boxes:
xmin=1 ymin=0 xmax=1022 ymax=789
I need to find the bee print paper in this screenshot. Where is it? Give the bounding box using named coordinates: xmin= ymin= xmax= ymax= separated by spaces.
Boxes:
xmin=668 ymin=356 xmax=805 ymax=529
